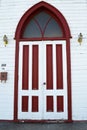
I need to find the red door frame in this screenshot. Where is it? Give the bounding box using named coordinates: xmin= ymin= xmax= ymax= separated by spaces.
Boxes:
xmin=14 ymin=1 xmax=72 ymax=122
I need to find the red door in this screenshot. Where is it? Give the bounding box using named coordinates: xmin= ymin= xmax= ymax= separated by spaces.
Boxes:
xmin=18 ymin=41 xmax=68 ymax=120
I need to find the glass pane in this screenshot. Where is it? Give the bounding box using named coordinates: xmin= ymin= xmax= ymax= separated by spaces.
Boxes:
xmin=35 ymin=11 xmax=50 ymax=30
xmin=44 ymin=18 xmax=63 ymax=37
xmin=23 ymin=19 xmax=41 ymax=38
xmin=22 ymin=11 xmax=63 ymax=38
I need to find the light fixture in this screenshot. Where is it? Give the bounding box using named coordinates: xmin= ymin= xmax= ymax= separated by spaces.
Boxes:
xmin=3 ymin=35 xmax=8 ymax=47
xmin=78 ymin=33 xmax=83 ymax=45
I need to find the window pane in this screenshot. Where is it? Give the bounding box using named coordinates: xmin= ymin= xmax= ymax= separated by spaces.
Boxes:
xmin=22 ymin=11 xmax=63 ymax=38
xmin=44 ymin=18 xmax=63 ymax=37
xmin=23 ymin=19 xmax=41 ymax=38
xmin=35 ymin=12 xmax=50 ymax=30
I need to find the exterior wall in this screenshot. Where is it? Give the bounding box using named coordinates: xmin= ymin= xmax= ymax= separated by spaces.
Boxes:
xmin=0 ymin=0 xmax=87 ymax=120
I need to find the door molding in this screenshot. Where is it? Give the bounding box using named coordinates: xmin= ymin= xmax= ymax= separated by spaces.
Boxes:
xmin=14 ymin=1 xmax=72 ymax=122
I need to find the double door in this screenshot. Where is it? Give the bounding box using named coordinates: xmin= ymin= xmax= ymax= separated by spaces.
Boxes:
xmin=18 ymin=41 xmax=68 ymax=120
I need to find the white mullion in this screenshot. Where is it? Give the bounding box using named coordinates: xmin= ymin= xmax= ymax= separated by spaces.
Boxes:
xmin=28 ymin=44 xmax=31 ymax=113
xmin=29 ymin=44 xmax=32 ymax=90
xmin=19 ymin=44 xmax=23 ymax=112
xmin=18 ymin=95 xmax=22 ymax=117
xmin=43 ymin=43 xmax=46 ymax=118
xmin=38 ymin=44 xmax=42 ymax=117
xmin=43 ymin=43 xmax=46 ymax=90
xmin=53 ymin=44 xmax=56 ymax=91
xmin=19 ymin=43 xmax=23 ymax=91
xmin=62 ymin=42 xmax=68 ymax=118
xmin=39 ymin=44 xmax=42 ymax=91
xmin=53 ymin=43 xmax=57 ymax=113
xmin=62 ymin=43 xmax=67 ymax=91
xmin=18 ymin=44 xmax=23 ymax=115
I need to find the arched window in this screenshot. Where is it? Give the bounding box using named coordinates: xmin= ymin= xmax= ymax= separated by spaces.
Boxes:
xmin=22 ymin=11 xmax=64 ymax=39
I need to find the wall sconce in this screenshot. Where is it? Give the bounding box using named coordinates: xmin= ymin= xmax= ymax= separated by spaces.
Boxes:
xmin=3 ymin=35 xmax=8 ymax=47
xmin=78 ymin=33 xmax=83 ymax=45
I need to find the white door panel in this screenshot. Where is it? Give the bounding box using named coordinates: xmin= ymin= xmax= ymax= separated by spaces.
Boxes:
xmin=18 ymin=41 xmax=68 ymax=120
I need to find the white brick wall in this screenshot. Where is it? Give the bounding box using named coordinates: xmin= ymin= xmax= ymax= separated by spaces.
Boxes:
xmin=0 ymin=0 xmax=87 ymax=120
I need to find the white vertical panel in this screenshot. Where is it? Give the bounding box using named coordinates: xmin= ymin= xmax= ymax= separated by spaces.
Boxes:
xmin=53 ymin=44 xmax=57 ymax=91
xmin=62 ymin=42 xmax=68 ymax=117
xmin=29 ymin=44 xmax=32 ymax=90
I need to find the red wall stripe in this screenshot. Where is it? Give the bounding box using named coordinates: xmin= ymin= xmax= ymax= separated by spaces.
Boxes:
xmin=22 ymin=96 xmax=28 ymax=112
xmin=46 ymin=45 xmax=53 ymax=89
xmin=32 ymin=45 xmax=39 ymax=90
xmin=32 ymin=96 xmax=38 ymax=112
xmin=46 ymin=96 xmax=53 ymax=112
xmin=56 ymin=45 xmax=63 ymax=89
xmin=22 ymin=45 xmax=29 ymax=90
xmin=57 ymin=96 xmax=64 ymax=112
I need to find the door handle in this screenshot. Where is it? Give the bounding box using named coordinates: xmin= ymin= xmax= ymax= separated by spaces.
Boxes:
xmin=43 ymin=82 xmax=46 ymax=85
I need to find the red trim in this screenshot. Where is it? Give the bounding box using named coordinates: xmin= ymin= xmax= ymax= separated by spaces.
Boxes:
xmin=4 ymin=119 xmax=87 ymax=123
xmin=57 ymin=96 xmax=64 ymax=112
xmin=66 ymin=39 xmax=72 ymax=122
xmin=22 ymin=45 xmax=29 ymax=90
xmin=0 ymin=120 xmax=87 ymax=125
xmin=2 ymin=119 xmax=87 ymax=123
xmin=18 ymin=37 xmax=70 ymax=41
xmin=32 ymin=96 xmax=38 ymax=112
xmin=0 ymin=119 xmax=73 ymax=123
xmin=22 ymin=96 xmax=28 ymax=112
xmin=14 ymin=1 xmax=72 ymax=122
xmin=32 ymin=45 xmax=39 ymax=90
xmin=46 ymin=45 xmax=53 ymax=90
xmin=56 ymin=45 xmax=63 ymax=89
xmin=47 ymin=96 xmax=53 ymax=112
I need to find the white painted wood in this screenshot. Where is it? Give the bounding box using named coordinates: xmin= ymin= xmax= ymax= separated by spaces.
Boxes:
xmin=43 ymin=41 xmax=68 ymax=120
xmin=18 ymin=41 xmax=68 ymax=120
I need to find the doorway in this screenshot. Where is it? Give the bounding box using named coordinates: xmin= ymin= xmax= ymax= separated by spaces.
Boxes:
xmin=14 ymin=1 xmax=72 ymax=121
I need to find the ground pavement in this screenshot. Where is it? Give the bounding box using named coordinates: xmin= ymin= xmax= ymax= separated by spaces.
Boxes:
xmin=0 ymin=122 xmax=87 ymax=130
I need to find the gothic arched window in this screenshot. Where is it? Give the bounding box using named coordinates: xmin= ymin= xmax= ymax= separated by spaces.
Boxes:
xmin=22 ymin=11 xmax=64 ymax=39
